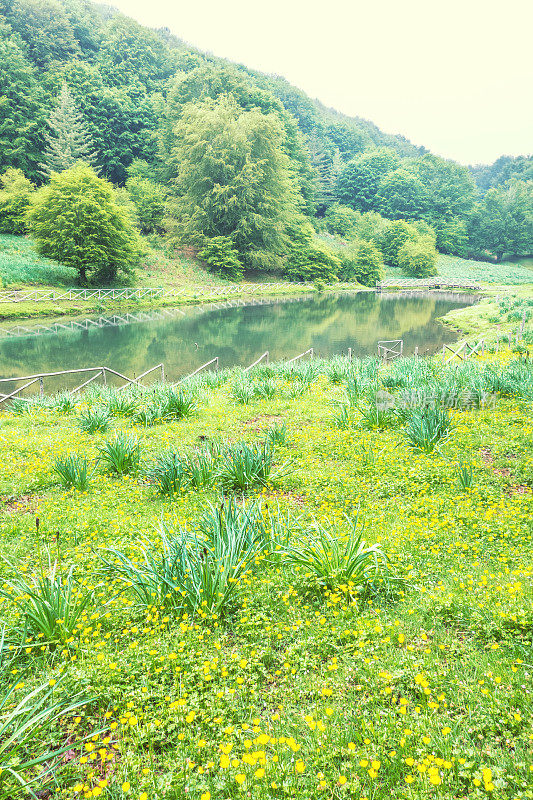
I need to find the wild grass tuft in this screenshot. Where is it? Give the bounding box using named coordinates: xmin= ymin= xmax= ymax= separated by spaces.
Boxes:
xmin=53 ymin=454 xmax=90 ymax=490
xmin=97 ymin=431 xmax=140 ymax=474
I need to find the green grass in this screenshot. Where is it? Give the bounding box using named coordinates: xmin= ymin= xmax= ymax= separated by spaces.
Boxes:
xmin=384 ymin=255 xmax=533 ymax=285
xmin=0 ymin=235 xmax=77 ymax=287
xmin=0 ymin=353 xmax=531 ymax=798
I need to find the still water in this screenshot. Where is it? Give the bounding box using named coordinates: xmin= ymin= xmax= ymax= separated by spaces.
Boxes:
xmin=0 ymin=291 xmax=476 ymax=389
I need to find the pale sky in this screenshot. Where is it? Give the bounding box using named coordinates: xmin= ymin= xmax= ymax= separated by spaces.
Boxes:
xmin=106 ymin=0 xmax=533 ymax=165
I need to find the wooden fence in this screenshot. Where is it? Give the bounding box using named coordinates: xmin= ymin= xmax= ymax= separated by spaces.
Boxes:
xmin=0 ymin=282 xmax=313 ymax=304
xmin=376 ymin=278 xmax=481 ymax=291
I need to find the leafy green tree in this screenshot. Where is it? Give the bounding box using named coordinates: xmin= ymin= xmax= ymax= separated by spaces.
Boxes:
xmin=163 ymin=64 xmax=315 ymax=213
xmin=335 ymin=148 xmax=399 ymax=212
xmin=468 ymin=180 xmax=533 ymax=261
xmin=41 ymin=82 xmax=98 ymax=176
xmin=5 ymin=0 xmax=80 ymax=69
xmin=61 ymin=61 xmax=157 ymax=184
xmin=411 ymin=154 xmax=475 ymax=222
xmin=166 ymin=95 xmax=299 ymax=271
xmin=198 ymin=236 xmax=244 ymax=282
xmin=284 ymin=221 xmax=339 ymax=281
xmin=97 ymin=15 xmax=178 ymax=93
xmin=397 ymin=237 xmax=438 ymax=277
xmin=337 ymin=240 xmax=383 ymax=285
xmin=0 ymin=167 xmax=34 ymax=233
xmin=323 ymin=203 xmax=360 ymax=237
xmin=375 ymin=168 xmax=429 ymax=220
xmin=0 ymin=22 xmax=46 ymax=181
xmin=434 ymin=217 xmax=468 ymax=255
xmin=126 ymin=176 xmax=166 ymax=233
xmin=28 ymin=163 xmax=141 ymax=284
xmin=355 ymin=211 xmax=389 ymax=246
xmin=380 ymin=220 xmax=419 ymax=266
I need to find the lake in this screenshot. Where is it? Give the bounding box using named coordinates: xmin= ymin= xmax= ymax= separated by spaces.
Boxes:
xmin=0 ymin=291 xmax=477 ymax=391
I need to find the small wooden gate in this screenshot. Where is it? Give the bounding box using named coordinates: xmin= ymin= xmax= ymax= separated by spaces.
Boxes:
xmin=378 ymin=340 xmax=403 ymax=361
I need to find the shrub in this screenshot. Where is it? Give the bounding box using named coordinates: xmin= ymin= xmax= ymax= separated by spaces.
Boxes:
xmin=106 ymin=393 xmax=139 ymax=417
xmin=457 ymin=462 xmax=474 ymax=490
xmin=323 ymin=203 xmax=360 ymax=237
xmin=380 ymin=220 xmax=419 ymax=266
xmin=126 ymin=176 xmax=166 ymax=233
xmin=403 ymin=407 xmax=454 ymax=453
xmin=397 ymin=236 xmax=438 ymax=277
xmin=54 ymin=454 xmax=90 ymax=490
xmin=27 ymin=163 xmax=142 ymax=284
xmin=338 ymin=240 xmax=384 ymax=285
xmin=198 ymin=236 xmax=244 ymax=281
xmin=159 ymin=387 xmax=198 ymax=420
xmin=284 ymin=222 xmax=340 ymax=282
xmin=98 ymin=431 xmax=140 ymax=474
xmin=101 ymin=519 xmax=261 ymax=617
xmin=0 ymin=168 xmax=34 ymax=234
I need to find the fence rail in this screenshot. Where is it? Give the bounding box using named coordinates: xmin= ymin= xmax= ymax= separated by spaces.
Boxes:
xmin=0 ymin=282 xmax=314 ymax=304
xmin=376 ymin=278 xmax=481 ymax=291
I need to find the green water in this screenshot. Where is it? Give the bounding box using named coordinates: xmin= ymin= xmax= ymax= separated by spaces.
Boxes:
xmin=0 ymin=291 xmax=476 ymax=390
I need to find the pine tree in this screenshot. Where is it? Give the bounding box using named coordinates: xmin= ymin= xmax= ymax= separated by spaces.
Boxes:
xmin=41 ymin=83 xmax=98 ymax=176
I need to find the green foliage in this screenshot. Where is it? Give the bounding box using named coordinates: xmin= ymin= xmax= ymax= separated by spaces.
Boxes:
xmin=97 ymin=431 xmax=140 ymax=475
xmin=397 ymin=236 xmax=438 ymax=277
xmin=217 ymin=441 xmax=279 ymax=491
xmin=337 ymin=240 xmax=384 ymax=285
xmin=0 ymin=670 xmax=91 ymax=799
xmin=53 ymin=453 xmax=90 ymax=490
xmin=101 ymin=514 xmax=262 ymax=617
xmin=457 ymin=461 xmax=474 ymax=490
xmin=283 ymin=516 xmax=388 ymax=596
xmin=336 ymin=148 xmax=400 ymax=212
xmin=0 ymin=233 xmax=77 ymax=286
xmin=0 ymin=560 xmax=94 ymax=645
xmin=77 ymin=407 xmax=111 ymax=434
xmin=380 ymin=220 xmax=419 ymax=266
xmin=146 ymin=450 xmax=188 ymax=497
xmin=0 ymin=168 xmax=34 ymax=234
xmin=165 ymin=94 xmax=298 ymax=271
xmin=468 ymin=180 xmax=533 ymax=261
xmin=284 ymin=222 xmax=339 ymax=281
xmin=0 ymin=20 xmax=46 ymax=182
xmin=375 ymin=168 xmax=429 ymax=220
xmin=197 ymin=236 xmax=244 ymax=282
xmin=403 ymin=407 xmax=454 ymax=453
xmin=41 ymin=82 xmax=98 ymax=176
xmin=27 ymin=163 xmax=142 ymax=284
xmin=434 ymin=216 xmax=469 ymax=255
xmin=323 ymin=203 xmax=360 ymax=237
xmin=125 ymin=175 xmax=166 ymax=233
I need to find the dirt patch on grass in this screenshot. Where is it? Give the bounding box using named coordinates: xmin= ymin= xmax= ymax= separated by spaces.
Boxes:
xmin=265 ymin=490 xmax=307 ymax=507
xmin=507 ymin=484 xmax=532 ymax=496
xmin=242 ymin=414 xmax=283 ymax=428
xmin=1 ymin=494 xmax=40 ymax=514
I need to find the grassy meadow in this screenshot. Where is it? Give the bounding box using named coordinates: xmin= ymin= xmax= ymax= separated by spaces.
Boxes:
xmin=0 ymin=353 xmax=531 ymax=800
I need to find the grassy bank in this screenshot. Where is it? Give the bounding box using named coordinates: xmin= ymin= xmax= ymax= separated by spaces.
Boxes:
xmin=441 ymin=284 xmax=533 ymax=346
xmin=0 ymin=354 xmax=531 ymax=799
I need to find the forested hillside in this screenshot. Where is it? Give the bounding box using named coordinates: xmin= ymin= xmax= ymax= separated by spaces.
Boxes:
xmin=0 ymin=0 xmax=531 ymax=284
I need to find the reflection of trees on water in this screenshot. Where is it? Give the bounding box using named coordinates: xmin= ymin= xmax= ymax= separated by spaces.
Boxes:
xmin=0 ymin=293 xmax=476 ymax=386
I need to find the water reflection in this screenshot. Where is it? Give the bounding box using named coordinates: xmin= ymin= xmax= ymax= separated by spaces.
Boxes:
xmin=0 ymin=291 xmax=476 ymax=389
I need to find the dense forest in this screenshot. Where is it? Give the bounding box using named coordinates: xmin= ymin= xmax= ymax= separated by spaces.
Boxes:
xmin=0 ymin=0 xmax=531 ymax=283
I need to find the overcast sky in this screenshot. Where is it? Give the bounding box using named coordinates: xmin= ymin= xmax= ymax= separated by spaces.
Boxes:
xmin=107 ymin=0 xmax=532 ymax=166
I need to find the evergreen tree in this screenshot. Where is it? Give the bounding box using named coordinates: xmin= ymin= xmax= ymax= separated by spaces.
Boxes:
xmin=41 ymin=82 xmax=98 ymax=176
